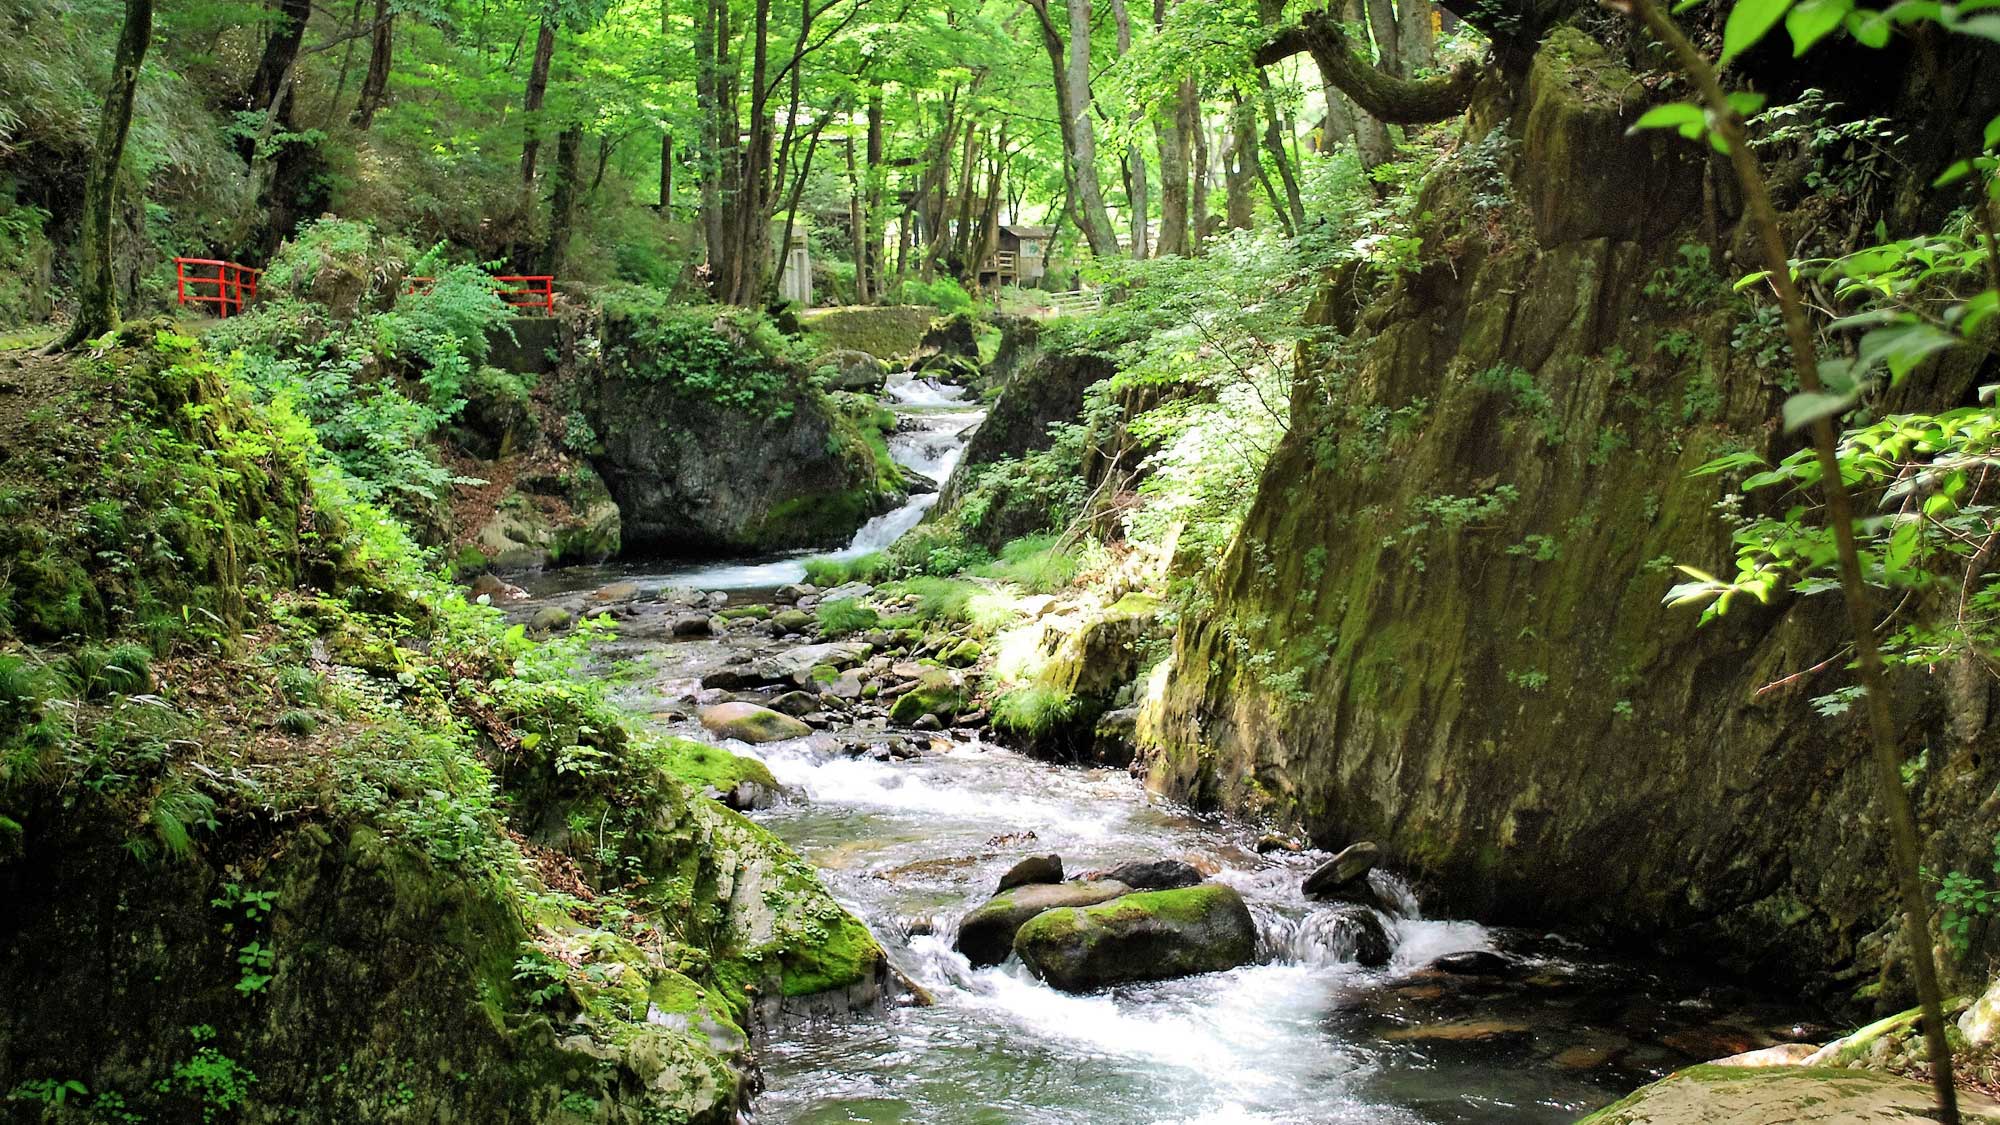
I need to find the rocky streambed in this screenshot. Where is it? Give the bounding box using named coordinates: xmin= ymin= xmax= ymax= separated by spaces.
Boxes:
xmin=487 ymin=570 xmax=1842 ymax=1124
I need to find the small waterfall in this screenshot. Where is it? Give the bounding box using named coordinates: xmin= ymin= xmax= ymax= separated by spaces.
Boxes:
xmin=819 ymin=373 xmax=984 ymax=560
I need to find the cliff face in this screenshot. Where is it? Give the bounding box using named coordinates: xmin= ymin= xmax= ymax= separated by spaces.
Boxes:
xmin=1142 ymin=30 xmax=2000 ymax=1007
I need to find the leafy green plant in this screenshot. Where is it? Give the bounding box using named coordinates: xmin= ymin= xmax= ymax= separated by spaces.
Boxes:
xmin=990 ymin=684 xmax=1079 ymax=737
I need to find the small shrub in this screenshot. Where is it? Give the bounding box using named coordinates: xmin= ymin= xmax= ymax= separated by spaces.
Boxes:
xmin=896 ymin=276 xmax=976 ymax=316
xmin=815 ymin=598 xmax=879 ymax=637
xmin=276 ymin=665 xmax=322 ymax=706
xmin=102 ymin=643 xmax=155 ymax=695
xmin=277 ymin=709 xmax=320 ymax=737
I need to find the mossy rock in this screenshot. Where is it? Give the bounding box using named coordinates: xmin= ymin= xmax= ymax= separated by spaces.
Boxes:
xmin=1577 ymin=1064 xmax=2000 ymax=1124
xmin=656 ymin=737 xmax=780 ymax=808
xmin=951 ymin=879 xmax=1133 ymax=968
xmin=1012 ymin=883 xmax=1257 ymax=992
xmin=697 ymin=702 xmax=811 ymax=744
xmin=887 ymin=669 xmax=966 ymax=727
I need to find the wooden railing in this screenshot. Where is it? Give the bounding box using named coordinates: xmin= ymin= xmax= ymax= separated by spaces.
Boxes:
xmin=983 ymin=250 xmax=1019 ymax=275
xmin=1045 ymin=289 xmax=1101 ymax=316
xmin=405 ymin=274 xmax=557 ymax=314
xmin=173 ymin=258 xmax=261 ymax=318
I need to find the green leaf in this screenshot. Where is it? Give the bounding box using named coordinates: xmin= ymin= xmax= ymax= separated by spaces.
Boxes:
xmin=1629 ymin=102 xmax=1705 ymax=134
xmin=1987 ymin=112 xmax=2000 ymax=151
xmin=1734 ymin=269 xmax=1775 ymax=290
xmin=1935 ymin=158 xmax=1974 ymax=186
xmin=1723 ymin=0 xmax=1797 ymax=61
xmin=1783 ymin=388 xmax=1860 ymax=431
xmin=1858 ymin=320 xmax=1962 ymax=383
xmin=1786 ymin=0 xmax=1853 ymax=49
xmin=1725 ymin=90 xmax=1769 ymax=115
xmin=1953 ymin=13 xmax=2000 ymax=40
xmin=1845 ymin=7 xmax=1892 ymax=45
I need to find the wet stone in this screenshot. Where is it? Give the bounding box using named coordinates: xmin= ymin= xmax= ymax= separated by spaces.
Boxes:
xmin=997 ymin=854 xmax=1064 ymax=893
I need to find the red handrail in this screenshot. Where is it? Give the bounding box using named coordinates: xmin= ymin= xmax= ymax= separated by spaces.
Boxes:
xmin=174 ymin=257 xmax=262 ymax=318
xmin=404 ymin=274 xmax=557 ymax=315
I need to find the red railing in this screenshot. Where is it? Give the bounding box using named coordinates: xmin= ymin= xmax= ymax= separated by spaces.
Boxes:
xmin=174 ymin=257 xmax=262 ymax=318
xmin=405 ymin=274 xmax=557 ymax=315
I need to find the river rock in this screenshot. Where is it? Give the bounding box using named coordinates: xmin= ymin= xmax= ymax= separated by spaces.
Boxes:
xmin=698 ymin=702 xmax=812 ymax=744
xmin=468 ymin=573 xmax=526 ymax=602
xmin=1430 ymin=949 xmax=1514 ymax=977
xmin=997 ymin=855 xmax=1064 ymax=893
xmin=1303 ymin=841 xmax=1380 ymax=899
xmin=775 ymin=583 xmax=816 ymax=605
xmin=768 ymin=691 xmax=820 ymax=718
xmin=671 ymin=614 xmax=713 ymax=637
xmin=528 ymin=606 xmax=572 ymax=633
xmin=591 ymin=580 xmax=642 ymax=602
xmin=770 ymin=609 xmax=814 ymax=636
xmin=1094 ymin=859 xmax=1204 ymax=891
xmin=1295 ymin=904 xmax=1393 ymax=967
xmin=1578 ymin=1064 xmax=2000 ymax=1123
xmin=812 ymin=349 xmax=889 ymax=392
xmin=953 ymin=880 xmax=1133 ymax=968
xmin=1012 ymin=884 xmax=1258 ymax=992
xmin=822 ymin=581 xmax=874 ymax=601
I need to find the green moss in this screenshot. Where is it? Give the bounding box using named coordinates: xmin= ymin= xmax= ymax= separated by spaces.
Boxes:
xmin=717 ymin=605 xmax=770 ymax=621
xmin=651 ymin=737 xmax=778 ymax=796
xmin=801 ymin=305 xmax=935 ymax=361
xmin=890 ymin=671 xmax=966 ymax=725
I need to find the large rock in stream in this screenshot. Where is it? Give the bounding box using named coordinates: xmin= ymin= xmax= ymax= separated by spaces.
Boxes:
xmin=953 ymin=880 xmax=1132 ymax=968
xmin=698 ymin=702 xmax=811 ymax=744
xmin=1578 ymin=1065 xmax=2000 ymax=1124
xmin=579 ymin=298 xmax=905 ymax=553
xmin=1013 ymin=884 xmax=1258 ymax=992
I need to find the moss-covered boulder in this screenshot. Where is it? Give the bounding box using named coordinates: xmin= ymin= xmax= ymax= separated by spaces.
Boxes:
xmin=952 ymin=880 xmax=1133 ymax=968
xmin=1577 ymin=1065 xmax=2000 ymax=1124
xmin=577 ymin=292 xmax=904 ymax=553
xmin=698 ymin=702 xmax=811 ymax=744
xmin=1012 ymin=884 xmax=1258 ymax=992
xmin=802 ymin=305 xmax=935 ymax=362
xmin=888 ymin=670 xmax=966 ymax=727
xmin=811 ymin=349 xmax=889 ymax=392
xmin=658 ymin=737 xmax=781 ymax=809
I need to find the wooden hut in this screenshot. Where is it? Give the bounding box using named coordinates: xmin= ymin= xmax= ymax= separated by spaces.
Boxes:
xmin=978 ymin=224 xmax=1052 ymax=287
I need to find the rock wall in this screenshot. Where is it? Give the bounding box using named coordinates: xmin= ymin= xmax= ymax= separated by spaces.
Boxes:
xmin=1142 ymin=29 xmax=2000 ymax=1010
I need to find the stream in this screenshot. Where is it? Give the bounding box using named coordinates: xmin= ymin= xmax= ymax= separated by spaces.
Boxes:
xmin=513 ymin=372 xmax=1826 ymax=1124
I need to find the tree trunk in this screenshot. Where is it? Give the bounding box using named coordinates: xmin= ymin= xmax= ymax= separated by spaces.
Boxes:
xmin=1187 ymin=81 xmax=1209 ymax=253
xmin=540 ymin=124 xmax=583 ymax=274
xmin=519 ymin=13 xmax=556 ymax=185
xmin=351 ymin=0 xmax=393 ymax=128
xmin=326 ymin=0 xmax=364 ymax=129
xmin=656 ymin=0 xmax=671 ymax=211
xmin=1397 ymin=0 xmax=1437 ymax=73
xmin=659 ymin=133 xmax=673 ymax=211
xmin=1025 ymin=0 xmax=1119 ymax=257
xmin=866 ymin=90 xmax=886 ymax=300
xmin=248 ymin=0 xmax=310 ymax=115
xmin=1258 ymin=73 xmax=1305 ymax=231
xmin=1224 ymin=95 xmax=1254 ymax=230
xmin=1151 ymin=0 xmax=1190 ymax=256
xmin=57 ymin=0 xmax=152 ymax=349
xmin=1110 ymin=0 xmax=1148 ymax=258
xmin=846 ymin=133 xmax=868 ymax=302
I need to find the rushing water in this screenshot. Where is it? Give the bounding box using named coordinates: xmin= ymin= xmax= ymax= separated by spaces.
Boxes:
xmin=507 ymin=374 xmax=1823 ymax=1124
xmin=729 ymin=738 xmax=1816 ymax=1125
